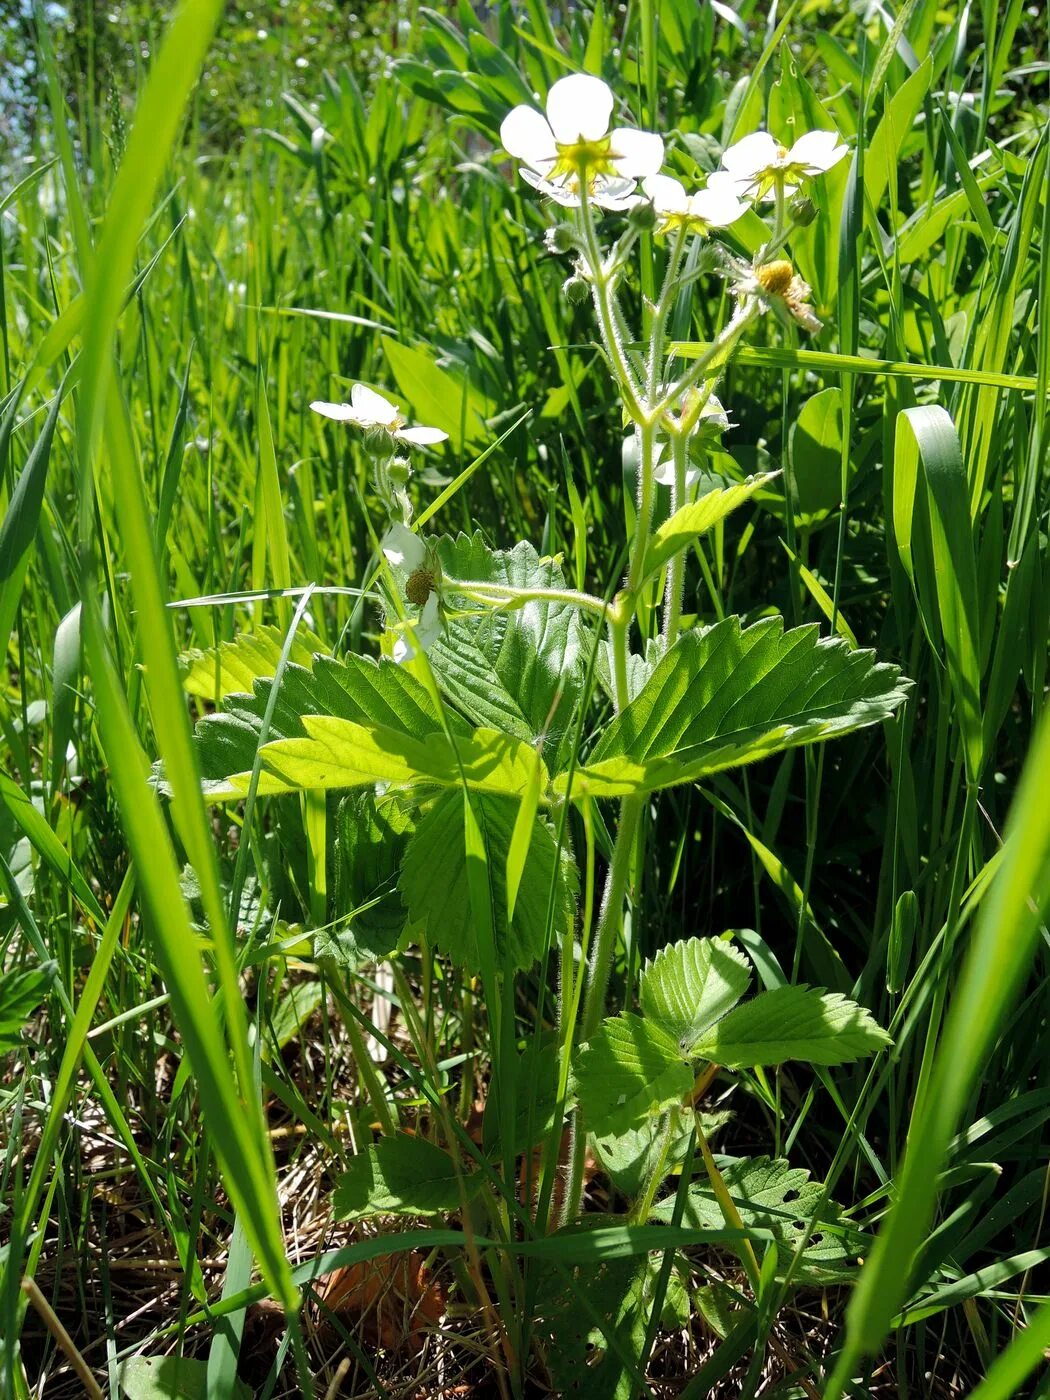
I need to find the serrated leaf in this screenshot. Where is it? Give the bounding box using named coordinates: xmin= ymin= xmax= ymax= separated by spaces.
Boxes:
xmin=216 ymin=718 xmax=546 ymax=801
xmin=181 ymin=626 xmax=322 ymax=703
xmin=573 ymin=1014 xmax=692 ymax=1137
xmin=640 ymin=473 xmax=779 ymax=584
xmin=691 ymin=986 xmax=891 ymax=1067
xmin=431 ymin=534 xmax=585 ymax=766
xmin=557 ymin=617 xmax=910 ymax=798
xmin=319 ymin=791 xmax=414 ymax=969
xmin=333 ymin=1134 xmax=480 ymax=1220
xmin=400 ymin=791 xmax=575 ymax=973
xmin=640 ymin=935 xmax=751 ymax=1049
xmin=183 ymin=649 xmax=454 ymax=791
xmin=651 ymin=1156 xmax=865 ymax=1275
xmin=593 ymin=1109 xmax=731 ymax=1197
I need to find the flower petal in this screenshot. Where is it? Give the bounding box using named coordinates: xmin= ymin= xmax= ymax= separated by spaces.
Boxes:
xmin=397 ymin=425 xmax=449 ymax=446
xmin=545 ymin=73 xmax=613 ymax=144
xmin=351 ymin=383 xmax=400 ymax=425
xmin=642 ymin=172 xmax=688 ymax=214
xmin=609 ymin=127 xmax=664 ymax=178
xmin=520 ymin=168 xmax=581 ymax=205
xmin=788 ymin=129 xmax=848 ymax=173
xmin=416 ymin=593 xmax=443 ymax=651
xmin=500 ymin=104 xmax=557 ymax=172
xmin=310 ymin=400 xmax=358 ymax=422
xmin=720 ymin=130 xmax=778 ymax=178
xmin=381 ymin=522 xmax=426 ymax=572
xmin=689 ymin=184 xmax=748 ymax=227
xmin=707 ymin=169 xmax=752 ymax=198
xmin=590 ymin=176 xmax=642 ymax=210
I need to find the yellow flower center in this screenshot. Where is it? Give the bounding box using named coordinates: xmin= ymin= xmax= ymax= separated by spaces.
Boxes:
xmin=756 ymin=260 xmax=795 ymax=296
xmin=551 ymin=135 xmax=617 ymax=183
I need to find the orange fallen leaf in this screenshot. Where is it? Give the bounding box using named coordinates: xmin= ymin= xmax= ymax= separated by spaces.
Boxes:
xmin=315 ymin=1251 xmax=445 ymax=1356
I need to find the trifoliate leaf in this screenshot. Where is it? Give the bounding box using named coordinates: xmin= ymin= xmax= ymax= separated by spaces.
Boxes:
xmin=593 ymin=1109 xmax=731 ymax=1197
xmin=0 ymin=962 xmax=54 ymax=1053
xmin=573 ymin=1014 xmax=692 ymax=1137
xmin=557 ymin=617 xmax=910 ymax=798
xmin=317 ymin=790 xmax=414 ymax=969
xmin=691 ymin=985 xmax=891 ymax=1067
xmin=180 ymin=625 xmax=323 ymax=703
xmin=334 ymin=1134 xmax=481 ymax=1219
xmin=399 ymin=791 xmax=576 ymax=973
xmin=640 ymin=935 xmax=752 ymax=1050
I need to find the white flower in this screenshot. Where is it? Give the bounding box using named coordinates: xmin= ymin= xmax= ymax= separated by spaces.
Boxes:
xmin=500 ymin=74 xmax=664 ymax=210
xmin=392 ymin=594 xmax=441 ymax=665
xmin=642 ymin=172 xmax=749 ymax=235
xmin=720 ymin=129 xmax=848 ymax=199
xmin=311 ymin=384 xmax=448 ymax=446
xmin=381 ymin=521 xmax=426 ymax=573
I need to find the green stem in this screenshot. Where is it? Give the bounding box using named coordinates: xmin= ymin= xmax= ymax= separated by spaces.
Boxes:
xmin=453 ymin=579 xmax=609 ymax=618
xmin=662 ymin=431 xmax=690 ymax=646
xmin=609 ymin=593 xmax=631 ymax=713
xmin=627 ymin=420 xmax=658 ymax=595
xmin=562 ymin=793 xmax=644 ymax=1220
xmin=654 ymin=299 xmax=760 ymax=421
xmin=578 ymin=181 xmax=645 ymax=421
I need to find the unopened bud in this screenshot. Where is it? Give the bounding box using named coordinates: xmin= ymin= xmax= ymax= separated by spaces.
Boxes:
xmin=789 ymin=193 xmax=817 ymax=227
xmin=564 ymin=274 xmax=590 ymax=306
xmin=387 ymin=458 xmax=411 ymax=487
xmin=545 ymin=223 xmax=577 ymax=255
xmin=627 ymin=197 xmax=657 ymax=231
xmin=363 ymin=425 xmax=394 ymax=458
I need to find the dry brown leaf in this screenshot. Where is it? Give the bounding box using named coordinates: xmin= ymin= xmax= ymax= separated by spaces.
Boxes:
xmin=315 ymin=1251 xmax=445 ymax=1356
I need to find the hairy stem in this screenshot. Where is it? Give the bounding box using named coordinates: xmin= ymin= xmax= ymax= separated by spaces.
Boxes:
xmin=662 ymin=431 xmax=690 ymax=646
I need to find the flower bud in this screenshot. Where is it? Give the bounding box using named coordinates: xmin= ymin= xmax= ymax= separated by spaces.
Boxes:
xmin=545 ymin=223 xmax=577 ymax=255
xmin=563 ymin=274 xmax=590 ymax=307
xmin=789 ymin=193 xmax=817 ymax=227
xmin=387 ymin=458 xmax=411 ymax=488
xmin=627 ymin=197 xmax=657 ymax=232
xmin=363 ymin=425 xmax=394 ymax=459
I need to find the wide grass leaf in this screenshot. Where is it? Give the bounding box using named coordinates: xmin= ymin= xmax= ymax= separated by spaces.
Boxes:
xmin=399 ymin=790 xmax=575 ymax=972
xmin=573 ymin=1013 xmax=693 ymax=1137
xmin=334 ymin=1134 xmax=480 ymax=1220
xmin=640 ymin=935 xmax=752 ymax=1050
xmin=557 ymin=617 xmax=910 ymax=798
xmin=691 ymin=986 xmax=891 ymax=1067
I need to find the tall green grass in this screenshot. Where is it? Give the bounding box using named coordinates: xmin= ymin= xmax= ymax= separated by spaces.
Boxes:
xmin=1 ymin=0 xmax=1047 ymax=1394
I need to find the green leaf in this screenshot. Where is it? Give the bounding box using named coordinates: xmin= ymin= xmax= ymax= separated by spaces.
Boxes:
xmin=399 ymin=791 xmax=575 ymax=973
xmin=320 ymin=790 xmax=414 ymax=969
xmin=573 ymin=1014 xmax=693 ymax=1137
xmin=226 ymin=716 xmax=545 ymax=800
xmin=119 ymin=1354 xmax=251 ymax=1400
xmin=181 ymin=626 xmax=322 ymax=703
xmin=650 ymin=1156 xmax=864 ymax=1275
xmin=0 ymin=963 xmax=54 ymax=1053
xmin=640 ymin=473 xmax=778 ymax=584
xmin=788 ymin=388 xmax=844 ymax=522
xmin=593 ymin=1110 xmax=731 ymax=1198
xmin=640 ymin=935 xmax=752 ymax=1050
xmin=691 ymin=986 xmax=891 ymax=1068
xmin=431 ymin=534 xmax=585 ymax=765
xmin=333 ymin=1134 xmax=480 ymax=1219
xmin=558 ymin=618 xmax=910 ymax=798
xmin=893 ymin=406 xmax=983 ymax=783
